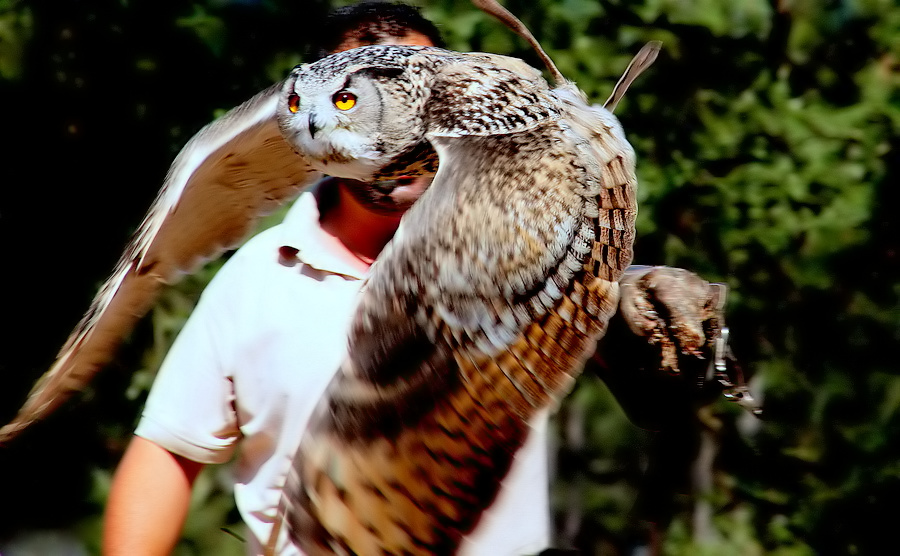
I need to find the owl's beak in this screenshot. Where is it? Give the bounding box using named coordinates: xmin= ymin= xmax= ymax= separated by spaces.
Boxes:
xmin=308 ymin=112 xmax=321 ymax=139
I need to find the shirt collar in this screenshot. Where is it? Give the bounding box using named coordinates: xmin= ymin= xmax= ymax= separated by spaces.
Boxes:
xmin=279 ymin=178 xmax=368 ymax=281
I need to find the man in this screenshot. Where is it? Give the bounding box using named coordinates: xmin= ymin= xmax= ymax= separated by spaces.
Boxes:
xmin=103 ymin=4 xmax=551 ymax=556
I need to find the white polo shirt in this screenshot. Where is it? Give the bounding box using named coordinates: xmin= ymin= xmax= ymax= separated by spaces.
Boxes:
xmin=136 ymin=180 xmax=551 ymax=555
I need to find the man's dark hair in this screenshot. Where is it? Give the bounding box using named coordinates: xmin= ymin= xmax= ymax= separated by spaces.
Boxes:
xmin=309 ymin=1 xmax=445 ymax=61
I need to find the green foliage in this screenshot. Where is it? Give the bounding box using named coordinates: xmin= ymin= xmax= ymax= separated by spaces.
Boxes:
xmin=1 ymin=0 xmax=897 ymax=554
xmin=0 ymin=0 xmax=32 ymax=80
xmin=426 ymin=0 xmax=899 ymax=554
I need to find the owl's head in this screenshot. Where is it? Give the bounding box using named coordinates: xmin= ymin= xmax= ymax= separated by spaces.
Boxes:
xmin=277 ymin=45 xmax=450 ymax=182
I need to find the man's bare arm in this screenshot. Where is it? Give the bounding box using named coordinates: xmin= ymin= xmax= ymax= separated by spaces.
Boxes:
xmin=103 ymin=436 xmax=204 ymax=556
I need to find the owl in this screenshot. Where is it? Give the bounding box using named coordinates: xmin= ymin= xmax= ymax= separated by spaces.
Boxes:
xmin=0 ymin=0 xmax=660 ymax=553
xmin=266 ymin=12 xmax=660 ymax=556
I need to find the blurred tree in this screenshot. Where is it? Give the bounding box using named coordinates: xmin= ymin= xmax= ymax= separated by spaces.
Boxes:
xmin=0 ymin=0 xmax=325 ymax=552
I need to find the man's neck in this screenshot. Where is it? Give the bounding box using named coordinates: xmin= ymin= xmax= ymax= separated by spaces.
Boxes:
xmin=318 ymin=180 xmax=404 ymax=269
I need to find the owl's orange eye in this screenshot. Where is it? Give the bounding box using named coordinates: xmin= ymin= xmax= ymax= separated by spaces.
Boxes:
xmin=333 ymin=91 xmax=357 ymax=111
xmin=287 ymin=94 xmax=300 ymax=113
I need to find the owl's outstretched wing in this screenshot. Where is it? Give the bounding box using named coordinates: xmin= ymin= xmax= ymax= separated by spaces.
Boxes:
xmin=279 ymin=60 xmax=637 ymax=554
xmin=0 ymin=82 xmax=320 ymax=443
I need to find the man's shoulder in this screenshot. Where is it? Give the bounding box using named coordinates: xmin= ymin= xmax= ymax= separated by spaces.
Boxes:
xmin=231 ymin=224 xmax=285 ymax=261
xmin=199 ymin=225 xmax=287 ymax=297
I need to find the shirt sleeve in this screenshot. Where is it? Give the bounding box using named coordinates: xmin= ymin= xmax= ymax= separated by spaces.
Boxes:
xmin=134 ymin=258 xmax=245 ymax=465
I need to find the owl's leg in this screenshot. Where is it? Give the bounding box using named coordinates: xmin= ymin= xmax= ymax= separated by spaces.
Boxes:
xmin=588 ymin=265 xmax=760 ymax=430
xmin=618 ymin=266 xmax=721 ymax=375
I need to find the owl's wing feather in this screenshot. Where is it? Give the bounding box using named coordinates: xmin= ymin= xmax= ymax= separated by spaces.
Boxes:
xmin=282 ymin=68 xmax=638 ymax=554
xmin=0 ymin=82 xmax=320 ymax=442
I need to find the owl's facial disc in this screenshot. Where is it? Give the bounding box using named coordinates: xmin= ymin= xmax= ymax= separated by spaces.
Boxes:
xmin=282 ymin=106 xmax=382 ymax=180
xmin=278 ymin=47 xmax=438 ymax=183
xmin=278 ymin=70 xmax=395 ymax=181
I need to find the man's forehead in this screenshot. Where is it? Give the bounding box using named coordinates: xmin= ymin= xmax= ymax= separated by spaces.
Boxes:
xmin=333 ymin=30 xmax=435 ymax=54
